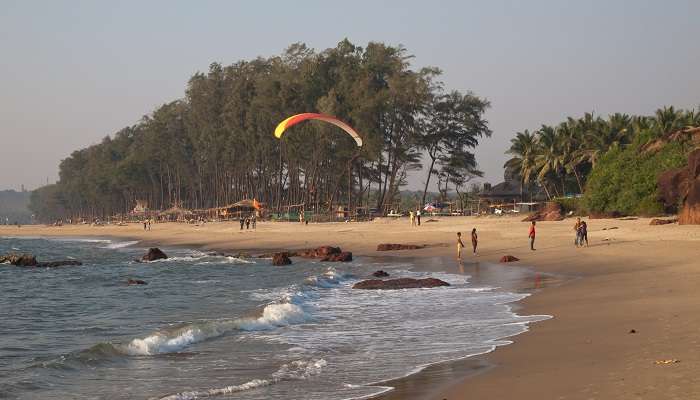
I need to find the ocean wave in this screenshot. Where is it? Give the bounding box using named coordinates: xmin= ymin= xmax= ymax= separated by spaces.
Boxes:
xmin=101 ymin=240 xmax=139 ymax=249
xmin=122 ymin=300 xmax=311 ymax=356
xmin=156 ymin=359 xmax=326 ymax=400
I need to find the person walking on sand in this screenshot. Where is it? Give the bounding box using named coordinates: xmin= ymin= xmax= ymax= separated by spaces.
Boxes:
xmin=471 ymin=228 xmax=478 ymax=255
xmin=143 ymin=220 xmax=147 ymax=231
xmin=528 ymin=221 xmax=536 ymax=250
xmin=416 ymin=209 xmax=421 ymax=226
xmin=573 ymin=217 xmax=582 ymax=247
xmin=457 ymin=232 xmax=465 ymax=260
xmin=409 ymin=210 xmax=415 ymax=226
xmin=245 ymin=217 xmax=250 ymax=230
xmin=252 ymin=215 xmax=257 ymax=229
xmin=239 ymin=216 xmax=244 ymax=230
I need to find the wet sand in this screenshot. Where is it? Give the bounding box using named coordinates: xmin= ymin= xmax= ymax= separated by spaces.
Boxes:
xmin=2 ymin=216 xmax=700 ymax=399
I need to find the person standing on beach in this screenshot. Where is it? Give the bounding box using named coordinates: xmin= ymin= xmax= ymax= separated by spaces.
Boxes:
xmin=471 ymin=228 xmax=478 ymax=255
xmin=456 ymin=232 xmax=465 ymax=260
xmin=409 ymin=210 xmax=415 ymax=226
xmin=573 ymin=217 xmax=582 ymax=247
xmin=528 ymin=221 xmax=536 ymax=250
xmin=252 ymin=215 xmax=256 ymax=229
xmin=239 ymin=216 xmax=244 ymax=230
xmin=245 ymin=217 xmax=250 ymax=230
xmin=416 ymin=209 xmax=421 ymax=226
xmin=143 ymin=220 xmax=147 ymax=231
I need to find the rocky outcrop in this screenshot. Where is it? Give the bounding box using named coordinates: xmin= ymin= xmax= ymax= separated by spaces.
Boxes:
xmin=649 ymin=218 xmax=678 ymax=225
xmin=499 ymin=255 xmax=520 ymax=263
xmin=128 ymin=278 xmax=148 ymax=285
xmin=522 ymin=202 xmax=564 ymax=222
xmin=272 ymin=252 xmax=292 ymax=266
xmin=679 ymin=149 xmax=700 ymax=225
xmin=1 ymin=254 xmax=82 ymax=268
xmin=353 ymin=277 xmax=450 ymax=290
xmin=298 ymin=246 xmax=341 ymax=258
xmin=657 ymin=148 xmax=700 ymax=224
xmin=372 ymin=270 xmax=390 ymax=277
xmin=0 ymin=254 xmax=37 ymax=266
xmin=376 ymin=244 xmax=425 ymax=251
xmin=141 ymin=248 xmax=168 ymax=262
xmin=321 ymin=251 xmax=352 ymax=262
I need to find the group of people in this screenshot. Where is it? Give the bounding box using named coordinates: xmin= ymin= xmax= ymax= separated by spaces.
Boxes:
xmin=456 ymin=228 xmax=478 ymax=260
xmin=408 ymin=209 xmax=422 ymax=226
xmin=239 ymin=215 xmax=256 ymax=230
xmin=143 ymin=218 xmax=154 ymax=231
xmin=574 ymin=217 xmax=588 ymax=247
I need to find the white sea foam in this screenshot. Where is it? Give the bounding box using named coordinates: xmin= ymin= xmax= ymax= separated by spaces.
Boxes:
xmin=156 ymin=359 xmax=326 ymax=400
xmin=101 ymin=240 xmax=139 ymax=249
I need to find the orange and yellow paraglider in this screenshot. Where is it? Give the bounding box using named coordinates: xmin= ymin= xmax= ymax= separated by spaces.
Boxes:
xmin=274 ymin=113 xmax=363 ymax=147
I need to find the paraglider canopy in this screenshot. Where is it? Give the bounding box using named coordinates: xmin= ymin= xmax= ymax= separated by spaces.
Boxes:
xmin=274 ymin=113 xmax=363 ymax=147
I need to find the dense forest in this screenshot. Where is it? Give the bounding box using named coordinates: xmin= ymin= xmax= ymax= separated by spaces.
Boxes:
xmin=504 ymin=106 xmax=699 ymax=214
xmin=29 ymin=40 xmax=491 ymax=222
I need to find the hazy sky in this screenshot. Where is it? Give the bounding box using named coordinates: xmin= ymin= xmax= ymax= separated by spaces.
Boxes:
xmin=1 ymin=0 xmax=698 ymax=191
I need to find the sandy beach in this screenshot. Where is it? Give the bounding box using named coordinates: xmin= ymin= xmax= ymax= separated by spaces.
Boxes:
xmin=2 ymin=216 xmax=699 ymax=399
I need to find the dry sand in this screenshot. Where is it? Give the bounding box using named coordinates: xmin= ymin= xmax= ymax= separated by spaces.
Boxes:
xmin=2 ymin=216 xmax=700 ymax=399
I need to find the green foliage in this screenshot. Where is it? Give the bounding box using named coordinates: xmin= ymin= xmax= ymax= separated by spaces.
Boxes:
xmin=583 ymin=141 xmax=688 ymax=216
xmin=30 ymin=40 xmax=491 ymax=222
xmin=505 ymin=107 xmax=699 ymax=202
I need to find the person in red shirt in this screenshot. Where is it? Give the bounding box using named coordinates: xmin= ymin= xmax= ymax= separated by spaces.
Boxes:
xmin=528 ymin=221 xmax=536 ymax=250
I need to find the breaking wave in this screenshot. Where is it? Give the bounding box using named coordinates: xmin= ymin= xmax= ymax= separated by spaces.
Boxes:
xmin=156 ymin=359 xmax=327 ymax=400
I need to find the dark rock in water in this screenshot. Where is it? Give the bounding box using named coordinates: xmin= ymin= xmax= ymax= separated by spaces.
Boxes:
xmin=37 ymin=260 xmax=83 ymax=268
xmin=1 ymin=254 xmax=82 ymax=268
xmin=298 ymin=246 xmax=341 ymax=258
xmin=0 ymin=254 xmax=38 ymax=267
xmin=141 ymin=248 xmax=168 ymax=262
xmin=128 ymin=278 xmax=148 ymax=285
xmin=272 ymin=252 xmax=292 ymax=266
xmin=372 ymin=270 xmax=390 ymax=278
xmin=353 ymin=277 xmax=450 ymax=290
xmin=321 ymin=251 xmax=352 ymax=262
xmin=376 ymin=243 xmax=424 ymax=251
xmin=499 ymin=255 xmax=520 ymax=263
xmin=649 ymin=218 xmax=678 ymax=225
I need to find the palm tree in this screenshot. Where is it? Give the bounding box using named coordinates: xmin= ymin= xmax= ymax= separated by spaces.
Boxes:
xmin=534 ymin=125 xmax=566 ymax=199
xmin=504 ymin=130 xmax=537 ymax=200
xmin=653 ymin=106 xmax=685 ymax=136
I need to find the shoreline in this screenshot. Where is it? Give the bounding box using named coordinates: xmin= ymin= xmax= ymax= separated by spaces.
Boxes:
xmin=2 ymin=216 xmax=699 ymax=399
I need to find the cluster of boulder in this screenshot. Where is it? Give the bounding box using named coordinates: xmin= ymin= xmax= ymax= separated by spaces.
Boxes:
xmin=271 ymin=246 xmax=353 ymax=266
xmin=0 ymin=253 xmax=82 ymax=268
xmin=658 ymin=148 xmax=700 ymax=224
xmin=522 ymin=202 xmax=564 ymax=222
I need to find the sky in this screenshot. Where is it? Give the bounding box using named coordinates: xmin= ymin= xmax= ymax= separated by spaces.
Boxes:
xmin=1 ymin=0 xmax=699 ymax=191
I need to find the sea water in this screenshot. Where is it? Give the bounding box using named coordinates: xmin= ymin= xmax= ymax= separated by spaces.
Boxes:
xmin=0 ymin=236 xmax=549 ymax=399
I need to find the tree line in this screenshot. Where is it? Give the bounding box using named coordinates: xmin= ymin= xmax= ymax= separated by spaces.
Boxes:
xmin=30 ymin=40 xmax=491 ymax=222
xmin=504 ymin=106 xmax=699 ymax=202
